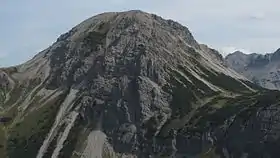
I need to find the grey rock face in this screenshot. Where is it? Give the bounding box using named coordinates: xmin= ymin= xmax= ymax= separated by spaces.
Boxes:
xmin=226 ymin=50 xmax=280 ymax=90
xmin=36 ymin=10 xmax=256 ymax=157
xmin=0 ymin=71 xmax=10 ymax=90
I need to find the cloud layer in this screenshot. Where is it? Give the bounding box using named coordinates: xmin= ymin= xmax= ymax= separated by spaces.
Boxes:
xmin=1 ymin=0 xmax=280 ymax=65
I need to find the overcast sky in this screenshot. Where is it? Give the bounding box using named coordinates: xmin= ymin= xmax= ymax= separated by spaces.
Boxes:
xmin=1 ymin=0 xmax=280 ymax=66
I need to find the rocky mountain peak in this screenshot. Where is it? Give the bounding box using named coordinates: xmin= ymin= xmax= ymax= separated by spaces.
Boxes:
xmin=234 ymin=50 xmax=243 ymax=54
xmin=41 ymin=10 xmax=247 ymax=90
xmin=2 ymin=10 xmax=280 ymax=158
xmin=54 ymin=10 xmax=199 ymax=49
xmin=226 ymin=48 xmax=280 ymax=90
xmin=229 ymin=50 xmax=245 ymax=56
xmin=225 ymin=50 xmax=249 ymax=60
xmin=270 ymin=48 xmax=280 ymax=61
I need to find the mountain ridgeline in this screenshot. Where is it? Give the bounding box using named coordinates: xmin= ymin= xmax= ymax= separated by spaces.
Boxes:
xmin=226 ymin=49 xmax=280 ymax=90
xmin=1 ymin=10 xmax=280 ymax=158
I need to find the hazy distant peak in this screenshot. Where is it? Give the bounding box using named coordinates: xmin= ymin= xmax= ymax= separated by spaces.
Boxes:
xmin=226 ymin=48 xmax=280 ymax=90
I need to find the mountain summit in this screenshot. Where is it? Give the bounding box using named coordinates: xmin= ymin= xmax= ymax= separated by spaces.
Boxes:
xmin=1 ymin=10 xmax=280 ymax=158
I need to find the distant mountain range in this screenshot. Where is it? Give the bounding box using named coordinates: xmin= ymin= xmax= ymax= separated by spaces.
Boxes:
xmin=225 ymin=49 xmax=280 ymax=90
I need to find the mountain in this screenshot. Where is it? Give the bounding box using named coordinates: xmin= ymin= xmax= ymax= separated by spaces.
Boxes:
xmin=1 ymin=10 xmax=280 ymax=158
xmin=226 ymin=49 xmax=280 ymax=90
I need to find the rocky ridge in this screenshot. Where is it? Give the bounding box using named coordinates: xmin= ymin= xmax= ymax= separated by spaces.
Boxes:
xmin=226 ymin=49 xmax=280 ymax=90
